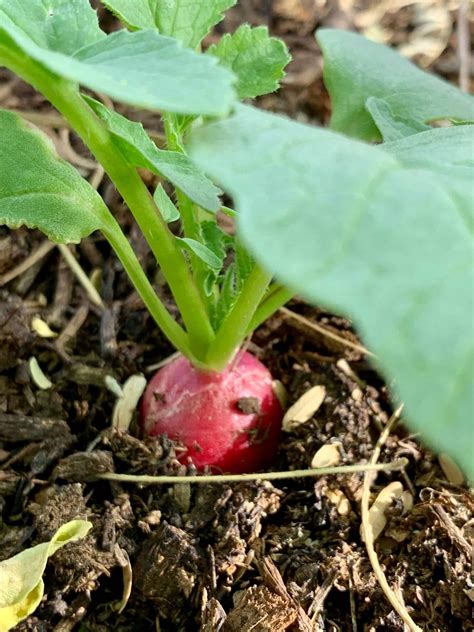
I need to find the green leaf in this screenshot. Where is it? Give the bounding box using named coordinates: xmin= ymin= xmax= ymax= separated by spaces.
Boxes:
xmin=382 ymin=125 xmax=474 ymax=227
xmin=366 ymin=97 xmax=430 ymax=142
xmin=84 ymin=96 xmax=221 ymax=211
xmin=234 ymin=237 xmax=254 ymax=291
xmin=101 ymin=0 xmax=237 ymax=49
xmin=317 ymin=28 xmax=474 ymax=141
xmin=0 ymin=520 xmax=92 ymax=630
xmin=208 ymin=25 xmax=291 ymax=99
xmin=0 ymin=1 xmax=235 ymax=116
xmin=211 ymin=263 xmax=235 ymax=328
xmin=189 ymin=104 xmax=474 ymax=477
xmin=200 ymin=220 xmax=230 ymax=298
xmin=382 ymin=125 xmax=474 ymax=169
xmin=0 ymin=110 xmax=109 ymax=243
xmin=201 ymin=220 xmax=229 ymax=264
xmin=153 ymin=184 xmax=180 ymax=223
xmin=177 ymin=237 xmax=222 ymax=270
xmin=0 ymin=0 xmax=104 ymax=55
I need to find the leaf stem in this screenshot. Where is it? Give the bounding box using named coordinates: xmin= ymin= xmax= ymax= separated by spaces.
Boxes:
xmin=101 ymin=217 xmax=195 ymax=360
xmin=246 ymin=284 xmax=294 ymax=333
xmin=0 ymin=47 xmax=215 ymax=361
xmin=205 ymin=264 xmax=273 ymax=370
xmin=163 ymin=112 xmax=210 ymax=307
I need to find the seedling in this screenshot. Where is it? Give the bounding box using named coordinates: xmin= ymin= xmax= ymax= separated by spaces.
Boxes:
xmin=0 ymin=1 xmax=472 ymax=475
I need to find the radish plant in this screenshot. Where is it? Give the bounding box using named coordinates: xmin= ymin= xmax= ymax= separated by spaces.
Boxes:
xmin=0 ymin=1 xmax=472 ymax=476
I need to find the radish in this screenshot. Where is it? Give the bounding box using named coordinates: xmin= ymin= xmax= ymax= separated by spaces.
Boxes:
xmin=140 ymin=351 xmax=283 ymax=473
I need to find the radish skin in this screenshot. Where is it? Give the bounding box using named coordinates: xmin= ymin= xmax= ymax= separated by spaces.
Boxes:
xmin=141 ymin=352 xmax=282 ymax=473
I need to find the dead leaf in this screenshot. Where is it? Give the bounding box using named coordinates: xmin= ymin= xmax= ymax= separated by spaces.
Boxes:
xmin=283 ymin=385 xmax=326 ymax=432
xmin=112 ymin=375 xmax=147 ymax=432
xmin=438 ymin=453 xmax=465 ymax=485
xmin=361 ymin=481 xmax=404 ymax=542
xmin=311 ymin=442 xmax=342 ymax=468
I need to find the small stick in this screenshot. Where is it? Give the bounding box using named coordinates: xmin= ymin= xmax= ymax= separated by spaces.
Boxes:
xmin=56 ymin=303 xmax=89 ymax=351
xmin=280 ymin=307 xmax=374 ymax=356
xmin=98 ymin=458 xmax=408 ymax=485
xmin=0 ymin=240 xmax=55 ymax=286
xmin=360 ymin=407 xmax=422 ymax=632
xmin=58 ymin=128 xmax=97 ymax=170
xmin=457 ymin=0 xmax=471 ymax=93
xmin=58 ymin=244 xmax=104 ymax=308
xmin=50 ymin=257 xmax=73 ymax=326
xmin=89 ymin=164 xmax=105 ymax=190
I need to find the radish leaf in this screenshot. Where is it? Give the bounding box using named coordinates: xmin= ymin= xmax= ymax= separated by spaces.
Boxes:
xmin=177 ymin=237 xmax=222 ymax=270
xmin=153 ymin=185 xmax=180 ymax=223
xmin=84 ymin=96 xmax=221 ymax=211
xmin=189 ymin=104 xmax=474 ymax=476
xmin=0 ymin=0 xmax=104 ymax=54
xmin=0 ymin=110 xmax=109 ymax=243
xmin=365 ymin=97 xmax=430 ymax=141
xmin=0 ymin=0 xmax=235 ymax=116
xmin=101 ymin=0 xmax=236 ymax=49
xmin=208 ymin=25 xmax=291 ymax=99
xmin=317 ymin=28 xmax=474 ymax=141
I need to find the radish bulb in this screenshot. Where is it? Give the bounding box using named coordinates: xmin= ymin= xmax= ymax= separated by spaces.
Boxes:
xmin=140 ymin=351 xmax=283 ymax=473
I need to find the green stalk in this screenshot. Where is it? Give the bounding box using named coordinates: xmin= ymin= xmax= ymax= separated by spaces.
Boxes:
xmin=246 ymin=285 xmax=294 ymax=333
xmin=0 ymin=46 xmax=215 ymax=360
xmin=163 ymin=112 xmax=210 ymax=307
xmin=205 ymin=264 xmax=273 ymax=370
xmin=102 ymin=218 xmax=195 ymax=361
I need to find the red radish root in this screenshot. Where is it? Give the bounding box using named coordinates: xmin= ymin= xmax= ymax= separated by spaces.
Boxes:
xmin=141 ymin=351 xmax=282 ymax=473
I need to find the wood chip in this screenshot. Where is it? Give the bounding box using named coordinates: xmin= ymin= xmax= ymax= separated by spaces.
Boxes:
xmin=361 ymin=481 xmax=404 ymax=543
xmin=0 ymin=413 xmax=70 ymax=442
xmin=438 ymin=453 xmax=465 ymax=485
xmin=311 ymin=442 xmax=342 ymax=468
xmin=223 ymin=585 xmax=298 ymax=632
xmin=112 ymin=375 xmax=147 ymax=432
xmin=282 ymin=385 xmax=326 ymax=432
xmin=28 ymin=356 xmax=53 ymax=390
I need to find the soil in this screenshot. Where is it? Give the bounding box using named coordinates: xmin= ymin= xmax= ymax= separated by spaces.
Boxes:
xmin=1 ymin=2 xmax=472 ymax=631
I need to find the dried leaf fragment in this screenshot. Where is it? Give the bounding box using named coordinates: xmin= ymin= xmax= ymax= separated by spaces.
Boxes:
xmin=31 ymin=316 xmax=57 ymax=338
xmin=311 ymin=442 xmax=342 ymax=468
xmin=28 ymin=356 xmax=52 ymax=390
xmin=112 ymin=375 xmax=147 ymax=432
xmin=325 ymin=489 xmax=351 ymax=515
xmin=283 ymin=385 xmax=326 ymax=432
xmin=438 ymin=453 xmax=465 ymax=485
xmin=361 ymin=481 xmax=405 ymax=542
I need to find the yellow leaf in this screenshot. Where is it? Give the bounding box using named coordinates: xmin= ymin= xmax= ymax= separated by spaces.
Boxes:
xmin=0 ymin=520 xmax=92 ymax=631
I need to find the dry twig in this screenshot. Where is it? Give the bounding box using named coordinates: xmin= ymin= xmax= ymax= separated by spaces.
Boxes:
xmin=360 ymin=406 xmax=422 ymax=632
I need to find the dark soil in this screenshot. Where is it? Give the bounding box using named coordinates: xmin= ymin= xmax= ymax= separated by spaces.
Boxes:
xmin=1 ymin=2 xmax=472 ymax=631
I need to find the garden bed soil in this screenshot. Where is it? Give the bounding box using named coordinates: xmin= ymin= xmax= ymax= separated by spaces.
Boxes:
xmin=1 ymin=1 xmax=472 ymax=630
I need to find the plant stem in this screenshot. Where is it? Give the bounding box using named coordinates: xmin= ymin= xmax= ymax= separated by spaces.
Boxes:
xmin=101 ymin=218 xmax=195 ymax=361
xmin=163 ymin=112 xmax=210 ymax=306
xmin=246 ymin=285 xmax=294 ymax=333
xmin=205 ymin=264 xmax=273 ymax=370
xmin=99 ymin=457 xmax=409 ymax=485
xmin=0 ymin=47 xmax=215 ymax=360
